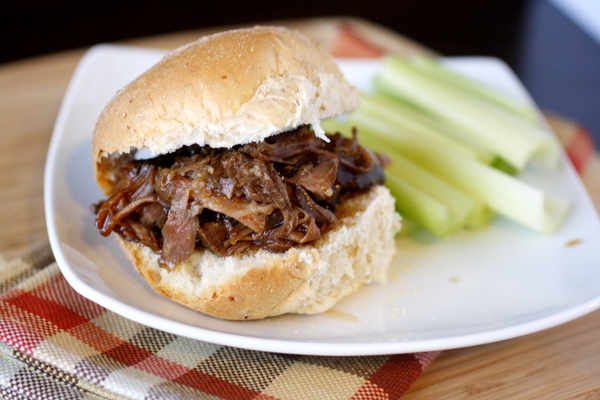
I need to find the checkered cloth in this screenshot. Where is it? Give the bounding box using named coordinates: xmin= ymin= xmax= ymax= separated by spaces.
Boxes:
xmin=0 ymin=244 xmax=440 ymax=400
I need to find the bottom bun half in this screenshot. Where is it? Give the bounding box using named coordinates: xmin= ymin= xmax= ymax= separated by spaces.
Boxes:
xmin=116 ymin=185 xmax=401 ymax=320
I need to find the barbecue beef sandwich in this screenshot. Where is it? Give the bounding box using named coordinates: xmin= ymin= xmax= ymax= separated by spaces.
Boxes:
xmin=92 ymin=26 xmax=401 ymax=320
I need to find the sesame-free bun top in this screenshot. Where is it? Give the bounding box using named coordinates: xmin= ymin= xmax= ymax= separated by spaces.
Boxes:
xmin=93 ymin=26 xmax=360 ymax=194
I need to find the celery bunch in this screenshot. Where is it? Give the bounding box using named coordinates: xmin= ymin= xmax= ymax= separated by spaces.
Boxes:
xmin=322 ymin=55 xmax=570 ymax=236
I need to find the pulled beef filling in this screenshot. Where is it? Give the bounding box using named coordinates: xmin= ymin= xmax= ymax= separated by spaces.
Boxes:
xmin=94 ymin=125 xmax=385 ymax=268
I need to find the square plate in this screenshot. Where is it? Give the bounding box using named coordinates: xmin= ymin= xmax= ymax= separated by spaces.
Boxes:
xmin=44 ymin=44 xmax=600 ymax=356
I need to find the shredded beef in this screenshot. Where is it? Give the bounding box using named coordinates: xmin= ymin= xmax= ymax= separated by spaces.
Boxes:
xmin=94 ymin=125 xmax=385 ymax=268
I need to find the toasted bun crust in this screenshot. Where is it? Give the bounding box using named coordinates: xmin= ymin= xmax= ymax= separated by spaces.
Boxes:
xmin=93 ymin=26 xmax=360 ymax=195
xmin=116 ymin=185 xmax=401 ymax=320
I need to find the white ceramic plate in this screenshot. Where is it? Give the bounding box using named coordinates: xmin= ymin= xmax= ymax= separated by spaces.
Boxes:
xmin=45 ymin=44 xmax=600 ymax=356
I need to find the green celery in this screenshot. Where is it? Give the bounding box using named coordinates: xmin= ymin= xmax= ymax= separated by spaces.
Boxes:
xmin=384 ymin=173 xmax=460 ymax=237
xmin=348 ymin=112 xmax=569 ymax=233
xmin=320 ymin=118 xmax=354 ymax=137
xmin=395 ymin=215 xmax=422 ymax=236
xmin=350 ymin=112 xmax=493 ymax=231
xmin=358 ymin=94 xmax=495 ymax=163
xmin=385 ymin=154 xmax=478 ymax=237
xmin=375 ymin=55 xmax=560 ymax=171
xmin=490 ymin=157 xmax=519 ymax=176
xmin=409 ymin=54 xmax=539 ymax=123
xmin=323 ymin=117 xmax=482 ymax=236
xmin=465 ymin=205 xmax=496 ymax=229
xmin=360 ymin=119 xmax=495 ymax=235
xmin=416 ymin=149 xmax=570 ymax=234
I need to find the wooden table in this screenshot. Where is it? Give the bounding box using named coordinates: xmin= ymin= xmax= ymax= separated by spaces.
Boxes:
xmin=2 ymin=17 xmax=600 ymax=398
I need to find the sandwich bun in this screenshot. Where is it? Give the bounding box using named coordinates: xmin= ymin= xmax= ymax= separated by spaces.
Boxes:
xmin=92 ymin=26 xmax=401 ymax=320
xmin=93 ymin=26 xmax=361 ymax=194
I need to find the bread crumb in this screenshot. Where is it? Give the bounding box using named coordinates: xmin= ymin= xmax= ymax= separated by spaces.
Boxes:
xmin=324 ymin=308 xmax=359 ymax=322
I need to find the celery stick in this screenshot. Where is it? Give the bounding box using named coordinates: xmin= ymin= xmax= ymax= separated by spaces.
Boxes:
xmin=387 ymin=155 xmax=477 ymax=236
xmin=350 ymin=112 xmax=569 ymax=233
xmin=321 ymin=118 xmax=354 ymax=137
xmin=424 ymin=153 xmax=569 ymax=234
xmin=490 ymin=157 xmax=519 ymax=176
xmin=349 ymin=108 xmax=478 ymax=162
xmin=395 ymin=215 xmax=422 ymax=236
xmin=466 ymin=205 xmax=496 ymax=229
xmin=410 ymin=54 xmax=539 ymax=123
xmin=357 ymin=121 xmax=486 ymax=233
xmin=375 ymin=56 xmax=559 ymax=170
xmin=384 ymin=173 xmax=458 ymax=237
xmin=350 ymin=113 xmax=493 ymax=230
xmin=323 ymin=116 xmax=481 ymax=236
xmin=348 ymin=110 xmax=467 ymax=162
xmin=358 ymin=94 xmax=494 ymax=163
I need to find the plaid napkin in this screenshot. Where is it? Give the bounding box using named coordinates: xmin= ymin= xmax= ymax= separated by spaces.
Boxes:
xmin=0 ymin=244 xmax=440 ymax=400
xmin=1 ymin=21 xmax=597 ymax=400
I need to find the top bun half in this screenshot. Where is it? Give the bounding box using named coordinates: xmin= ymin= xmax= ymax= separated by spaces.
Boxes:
xmin=92 ymin=26 xmax=360 ymax=194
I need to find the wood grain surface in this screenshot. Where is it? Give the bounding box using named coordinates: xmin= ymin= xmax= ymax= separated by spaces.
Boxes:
xmin=1 ymin=17 xmax=599 ymax=398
